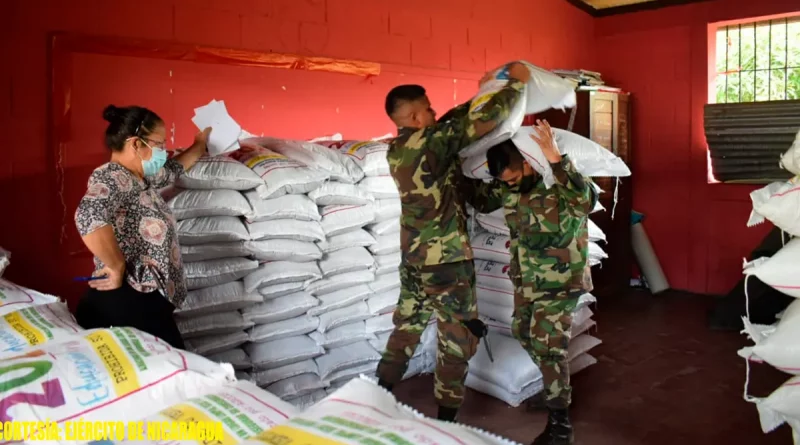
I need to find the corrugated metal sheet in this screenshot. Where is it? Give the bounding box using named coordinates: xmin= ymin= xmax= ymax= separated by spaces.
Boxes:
xmin=704 ymin=100 xmax=800 ymax=183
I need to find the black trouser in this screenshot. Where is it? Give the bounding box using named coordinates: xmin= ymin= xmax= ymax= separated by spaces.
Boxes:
xmin=75 ymin=281 xmax=186 ymax=349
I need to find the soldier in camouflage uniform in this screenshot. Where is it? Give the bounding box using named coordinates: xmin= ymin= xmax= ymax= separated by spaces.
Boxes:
xmin=376 ymin=63 xmax=531 ymax=422
xmin=465 ymin=120 xmax=597 ymax=445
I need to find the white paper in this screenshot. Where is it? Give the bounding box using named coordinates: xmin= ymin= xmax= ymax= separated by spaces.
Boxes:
xmin=192 ymin=99 xmax=244 ymax=156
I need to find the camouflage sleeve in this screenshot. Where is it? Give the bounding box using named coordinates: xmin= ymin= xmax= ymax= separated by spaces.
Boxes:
xmin=426 ymin=80 xmax=526 ymax=162
xmin=552 ymin=155 xmax=594 ymax=217
xmin=461 ymin=177 xmax=505 ymax=214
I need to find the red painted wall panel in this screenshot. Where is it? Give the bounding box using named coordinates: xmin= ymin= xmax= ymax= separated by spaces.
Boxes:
xmin=594 ymin=0 xmax=797 ymax=294
xmin=1 ymin=0 xmax=594 ymax=306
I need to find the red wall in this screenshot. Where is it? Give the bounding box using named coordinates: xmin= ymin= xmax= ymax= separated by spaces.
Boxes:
xmin=594 ymin=0 xmax=799 ymax=294
xmin=0 ymin=0 xmax=595 ymax=305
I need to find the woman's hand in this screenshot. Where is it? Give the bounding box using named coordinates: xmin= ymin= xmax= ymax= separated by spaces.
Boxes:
xmin=530 ymin=119 xmax=562 ymax=163
xmin=88 ymin=265 xmax=125 ymax=291
xmin=194 ymin=127 xmax=212 ymax=150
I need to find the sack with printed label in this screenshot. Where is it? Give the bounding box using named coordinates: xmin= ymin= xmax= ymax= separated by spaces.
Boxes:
xmin=242 ymin=377 xmax=521 ymax=445
xmin=0 ymin=327 xmax=234 ymax=441
xmin=475 ymin=209 xmax=509 ymax=235
xmin=230 ymin=145 xmax=329 ymax=199
xmin=87 ymin=380 xmax=296 ymax=445
xmin=0 ymin=302 xmax=82 ymax=359
xmin=747 ymin=177 xmax=800 ymax=236
xmin=471 ymin=232 xmax=512 ymax=263
xmin=243 ymin=137 xmax=364 ymax=184
xmin=316 ymin=140 xmax=391 ymax=177
xmin=0 ymin=279 xmax=61 ymax=318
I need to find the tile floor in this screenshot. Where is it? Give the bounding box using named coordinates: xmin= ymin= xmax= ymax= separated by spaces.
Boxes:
xmin=392 ymin=289 xmax=793 ymax=445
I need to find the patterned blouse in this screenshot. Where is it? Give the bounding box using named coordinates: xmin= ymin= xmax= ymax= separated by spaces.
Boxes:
xmin=75 ymin=159 xmax=187 ymax=307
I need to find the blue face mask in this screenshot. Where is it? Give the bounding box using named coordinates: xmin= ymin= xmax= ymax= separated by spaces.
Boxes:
xmin=140 ymin=142 xmax=168 ymax=177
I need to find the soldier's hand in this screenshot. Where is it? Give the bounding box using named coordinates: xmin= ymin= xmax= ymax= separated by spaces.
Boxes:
xmin=507 ymin=62 xmax=531 ymax=83
xmin=531 ymin=119 xmax=562 ymax=163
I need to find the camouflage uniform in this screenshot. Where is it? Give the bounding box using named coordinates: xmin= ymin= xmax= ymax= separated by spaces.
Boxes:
xmin=376 ymin=79 xmax=525 ymax=409
xmin=467 ymin=156 xmax=597 ymax=409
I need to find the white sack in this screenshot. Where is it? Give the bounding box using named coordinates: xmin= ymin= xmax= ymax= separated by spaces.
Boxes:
xmin=465 ymin=373 xmax=543 ymax=408
xmin=476 ymin=260 xmax=515 ymax=293
xmin=365 ymin=312 xmax=395 ymax=335
xmin=254 ymin=359 xmax=319 ymax=388
xmin=589 ymin=242 xmax=609 ymax=263
xmin=168 ymin=188 xmax=253 ymax=220
xmin=368 ymin=288 xmax=401 ymax=315
xmin=316 ymin=140 xmax=391 ymax=177
xmin=185 ymin=330 xmax=249 ymax=356
xmin=244 ymin=137 xmax=364 ymax=184
xmin=244 ymin=191 xmax=321 ymax=222
xmin=320 ymin=204 xmax=376 ymax=237
xmin=469 ymin=332 xmax=543 ymax=394
xmin=319 ymin=246 xmax=375 ymax=277
xmin=184 ymin=257 xmax=259 ymax=290
xmin=176 ymin=154 xmax=265 ymax=192
xmin=235 ymin=371 xmax=253 ymax=381
xmin=246 ymin=239 xmax=323 ymax=262
xmin=246 ymin=219 xmax=325 ymax=243
xmin=246 ymin=335 xmax=325 ymax=370
xmin=306 ymin=270 xmax=376 ymax=296
xmin=231 ymin=145 xmax=329 ymax=198
xmin=568 ymin=334 xmax=603 ymax=358
xmin=242 ymin=292 xmax=319 ymax=324
xmin=588 ymin=219 xmax=607 ymax=243
xmin=375 ymin=252 xmax=402 ymax=276
xmin=324 ymin=361 xmax=380 ymax=386
xmin=739 ymin=298 xmax=800 ymax=374
xmin=475 ymin=210 xmax=509 ymax=236
xmin=180 ymin=241 xmax=250 ymax=262
xmin=309 ymin=182 xmax=374 ymax=206
xmin=315 ymin=341 xmax=382 ymax=381
xmin=748 ymin=375 xmax=800 ymax=437
xmin=206 ymin=347 xmax=251 ymax=370
xmin=310 ymin=321 xmax=376 ymax=349
xmin=747 ymin=178 xmax=800 ymax=236
xmin=267 ymin=373 xmax=328 ymax=400
xmin=373 ymin=198 xmax=402 ymax=222
xmin=359 ymin=176 xmax=400 ymax=199
xmin=286 ymin=388 xmax=328 ymax=410
xmin=744 ymin=239 xmax=800 ymax=298
xmin=369 ymin=233 xmax=401 ymax=256
xmin=249 ymin=315 xmax=320 ymax=343
xmin=477 ymin=285 xmax=514 ymax=308
xmin=244 ymin=261 xmax=322 ymax=292
xmin=0 ymin=302 xmax=82 ymax=358
xmin=317 ymin=301 xmax=372 ymax=334
xmin=176 ymin=281 xmax=261 ymax=318
xmin=471 ymin=232 xmax=512 ymax=263
xmin=177 ymin=216 xmax=250 ymax=245
xmin=308 ymin=284 xmax=373 ymax=316
xmin=779 ymin=130 xmax=800 ymax=175
xmin=259 ymin=281 xmax=308 ymax=300
xmin=176 ymin=310 xmax=254 ymax=339
xmin=369 ymin=273 xmax=402 ymax=294
xmin=570 ymin=353 xmax=598 ymax=375
xmin=318 ymin=229 xmax=376 ymax=254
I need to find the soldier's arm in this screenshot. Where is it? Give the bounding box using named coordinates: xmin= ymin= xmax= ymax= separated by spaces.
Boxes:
xmin=552 ymin=155 xmax=596 ymax=217
xmin=460 ymin=176 xmax=505 ymax=214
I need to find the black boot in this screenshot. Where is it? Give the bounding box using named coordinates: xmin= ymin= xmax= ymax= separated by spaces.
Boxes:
xmin=437 ymin=406 xmax=459 ymax=423
xmin=532 ymin=409 xmax=574 ymax=445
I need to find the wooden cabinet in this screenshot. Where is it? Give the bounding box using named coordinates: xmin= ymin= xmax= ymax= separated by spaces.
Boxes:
xmin=537 ymin=91 xmax=633 ymax=298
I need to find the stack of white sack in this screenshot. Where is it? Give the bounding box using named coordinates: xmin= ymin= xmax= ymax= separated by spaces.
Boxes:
xmin=166 ymin=155 xmax=269 ymax=374
xmin=240 ymin=376 xmax=524 ymax=445
xmin=456 ymin=61 xmax=630 ymax=189
xmin=739 ymin=159 xmax=800 ymax=443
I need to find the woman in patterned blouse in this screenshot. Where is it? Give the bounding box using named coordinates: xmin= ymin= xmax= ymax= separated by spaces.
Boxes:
xmin=74 ymin=104 xmax=211 ymax=349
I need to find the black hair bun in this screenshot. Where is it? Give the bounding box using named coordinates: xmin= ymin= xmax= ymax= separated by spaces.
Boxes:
xmin=102 ymin=105 xmax=121 ymax=123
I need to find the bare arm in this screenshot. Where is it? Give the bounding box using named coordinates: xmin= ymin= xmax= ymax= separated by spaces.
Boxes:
xmin=81 ymin=226 xmax=126 ymax=275
xmin=173 ymin=127 xmax=211 ymax=172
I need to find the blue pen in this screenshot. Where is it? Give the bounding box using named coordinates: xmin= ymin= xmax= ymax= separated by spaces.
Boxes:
xmin=73 ymin=276 xmax=106 ymax=282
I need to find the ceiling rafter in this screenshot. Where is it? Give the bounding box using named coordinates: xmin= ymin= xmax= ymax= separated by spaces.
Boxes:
xmin=564 ymin=0 xmax=713 ymax=17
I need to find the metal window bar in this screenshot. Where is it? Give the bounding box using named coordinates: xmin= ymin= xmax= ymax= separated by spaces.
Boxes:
xmin=719 ymin=16 xmax=799 ymax=104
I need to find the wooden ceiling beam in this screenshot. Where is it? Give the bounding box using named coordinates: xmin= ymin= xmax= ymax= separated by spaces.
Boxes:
xmin=564 ymin=0 xmax=714 ymax=17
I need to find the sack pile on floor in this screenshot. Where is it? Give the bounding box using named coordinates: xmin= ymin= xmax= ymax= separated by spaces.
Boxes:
xmin=740 ymin=136 xmax=800 ymax=442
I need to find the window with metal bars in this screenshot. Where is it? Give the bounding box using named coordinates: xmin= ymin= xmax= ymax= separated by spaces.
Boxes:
xmin=714 ymin=17 xmax=800 ymax=103
xmin=705 ymin=16 xmax=800 ymax=184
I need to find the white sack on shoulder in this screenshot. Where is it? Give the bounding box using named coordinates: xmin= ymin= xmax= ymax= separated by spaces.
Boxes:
xmin=231 ymin=144 xmax=329 ymax=198
xmin=747 ymin=177 xmax=800 ymax=236
xmin=177 ymin=216 xmax=250 ymax=245
xmin=244 ymin=136 xmax=364 ymax=184
xmin=168 ymin=188 xmax=253 ymax=221
xmin=176 ymin=281 xmax=261 ymax=318
xmin=244 ymin=191 xmax=321 ymax=223
xmin=309 ymin=182 xmax=374 ymax=206
xmin=744 ymin=239 xmax=800 ymax=298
